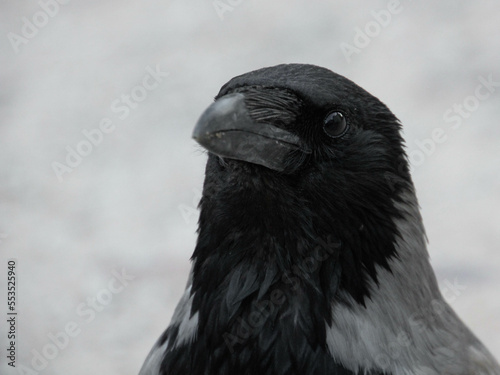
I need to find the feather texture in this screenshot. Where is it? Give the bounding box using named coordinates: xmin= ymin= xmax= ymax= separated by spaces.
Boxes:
xmin=139 ymin=64 xmax=500 ymax=375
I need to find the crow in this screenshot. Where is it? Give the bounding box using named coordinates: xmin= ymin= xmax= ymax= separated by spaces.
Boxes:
xmin=139 ymin=64 xmax=500 ymax=375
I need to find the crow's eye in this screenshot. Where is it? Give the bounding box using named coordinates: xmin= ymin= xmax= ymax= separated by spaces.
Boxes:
xmin=323 ymin=111 xmax=348 ymax=138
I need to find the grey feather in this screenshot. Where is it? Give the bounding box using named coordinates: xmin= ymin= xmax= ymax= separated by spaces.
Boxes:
xmin=325 ymin=188 xmax=500 ymax=375
xmin=139 ymin=266 xmax=198 ymax=375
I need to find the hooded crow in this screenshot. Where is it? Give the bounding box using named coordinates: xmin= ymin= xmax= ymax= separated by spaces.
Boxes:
xmin=139 ymin=64 xmax=500 ymax=375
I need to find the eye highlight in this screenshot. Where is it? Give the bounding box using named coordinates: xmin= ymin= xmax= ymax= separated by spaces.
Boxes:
xmin=323 ymin=111 xmax=348 ymax=138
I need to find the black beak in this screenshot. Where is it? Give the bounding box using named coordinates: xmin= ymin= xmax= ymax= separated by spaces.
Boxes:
xmin=192 ymin=93 xmax=309 ymax=172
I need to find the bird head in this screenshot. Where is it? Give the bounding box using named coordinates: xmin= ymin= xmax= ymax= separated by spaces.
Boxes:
xmin=139 ymin=64 xmax=499 ymax=375
xmin=193 ymin=63 xmax=410 ymax=181
xmin=192 ymin=64 xmax=414 ymax=304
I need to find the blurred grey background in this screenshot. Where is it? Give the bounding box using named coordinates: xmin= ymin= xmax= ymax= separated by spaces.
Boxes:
xmin=1 ymin=1 xmax=499 ymax=374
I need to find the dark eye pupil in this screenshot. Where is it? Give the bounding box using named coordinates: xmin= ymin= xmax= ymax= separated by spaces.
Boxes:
xmin=323 ymin=111 xmax=347 ymax=138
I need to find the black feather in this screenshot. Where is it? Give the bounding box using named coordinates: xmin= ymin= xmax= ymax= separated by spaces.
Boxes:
xmin=157 ymin=64 xmax=408 ymax=375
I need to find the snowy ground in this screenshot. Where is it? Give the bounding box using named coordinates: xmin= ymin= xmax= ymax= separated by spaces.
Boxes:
xmin=0 ymin=1 xmax=499 ymax=374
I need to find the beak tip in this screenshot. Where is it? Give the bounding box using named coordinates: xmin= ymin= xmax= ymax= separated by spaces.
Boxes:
xmin=191 ymin=92 xmax=305 ymax=172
